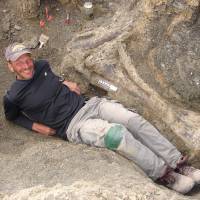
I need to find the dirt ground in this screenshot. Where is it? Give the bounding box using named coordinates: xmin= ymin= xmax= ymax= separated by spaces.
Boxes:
xmin=0 ymin=0 xmax=116 ymax=196
xmin=1 ymin=0 xmax=200 ymax=198
xmin=0 ymin=0 xmax=85 ymax=125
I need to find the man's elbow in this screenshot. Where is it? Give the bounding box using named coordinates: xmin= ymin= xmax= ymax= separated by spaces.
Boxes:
xmin=4 ymin=112 xmax=18 ymax=121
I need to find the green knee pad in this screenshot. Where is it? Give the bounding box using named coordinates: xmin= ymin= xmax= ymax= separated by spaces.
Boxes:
xmin=104 ymin=125 xmax=124 ymax=150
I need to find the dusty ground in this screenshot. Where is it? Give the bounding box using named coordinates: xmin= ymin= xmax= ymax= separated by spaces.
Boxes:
xmin=1 ymin=0 xmax=200 ymax=199
xmin=0 ymin=0 xmax=124 ymax=197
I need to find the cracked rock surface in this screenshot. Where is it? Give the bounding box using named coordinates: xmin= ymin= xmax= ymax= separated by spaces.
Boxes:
xmin=1 ymin=0 xmax=200 ymax=199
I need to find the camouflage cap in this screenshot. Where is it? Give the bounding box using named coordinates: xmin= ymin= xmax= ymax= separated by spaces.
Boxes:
xmin=5 ymin=42 xmax=31 ymax=61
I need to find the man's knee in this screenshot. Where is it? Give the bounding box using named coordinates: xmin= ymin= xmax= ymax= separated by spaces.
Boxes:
xmin=104 ymin=124 xmax=124 ymax=150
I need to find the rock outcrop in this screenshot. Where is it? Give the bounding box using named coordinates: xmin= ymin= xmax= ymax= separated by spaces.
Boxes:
xmin=1 ymin=138 xmax=199 ymax=200
xmin=60 ymin=0 xmax=200 ymax=165
xmin=1 ymin=0 xmax=200 ymax=199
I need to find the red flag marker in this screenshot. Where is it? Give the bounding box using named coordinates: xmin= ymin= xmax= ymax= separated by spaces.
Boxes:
xmin=39 ymin=19 xmax=45 ymax=28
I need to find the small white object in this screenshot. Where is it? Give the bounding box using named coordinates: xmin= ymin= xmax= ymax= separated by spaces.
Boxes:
xmin=97 ymin=79 xmax=118 ymax=92
xmin=14 ymin=25 xmax=22 ymax=31
xmin=39 ymin=34 xmax=49 ymax=49
xmin=44 ymin=72 xmax=47 ymax=76
xmin=39 ymin=42 xmax=44 ymax=49
xmin=83 ymin=2 xmax=93 ymax=17
xmin=84 ymin=2 xmax=93 ymax=9
xmin=161 ymin=63 xmax=165 ymax=68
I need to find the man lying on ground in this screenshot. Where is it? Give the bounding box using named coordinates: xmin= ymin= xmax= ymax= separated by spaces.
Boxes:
xmin=3 ymin=43 xmax=200 ymax=194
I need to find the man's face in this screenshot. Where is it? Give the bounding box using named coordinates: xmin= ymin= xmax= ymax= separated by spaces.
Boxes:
xmin=8 ymin=54 xmax=34 ymax=80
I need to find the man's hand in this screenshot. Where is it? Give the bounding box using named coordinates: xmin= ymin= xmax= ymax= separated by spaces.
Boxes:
xmin=32 ymin=122 xmax=56 ymax=136
xmin=62 ymin=80 xmax=81 ymax=95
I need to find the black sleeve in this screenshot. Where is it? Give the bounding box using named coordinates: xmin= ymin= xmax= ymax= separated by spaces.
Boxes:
xmin=3 ymin=95 xmax=33 ymax=130
xmin=13 ymin=114 xmax=33 ymax=130
xmin=3 ymin=95 xmax=19 ymax=120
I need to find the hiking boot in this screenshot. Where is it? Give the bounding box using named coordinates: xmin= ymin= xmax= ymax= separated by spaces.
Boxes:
xmin=177 ymin=155 xmax=188 ymax=166
xmin=159 ymin=171 xmax=195 ymax=194
xmin=178 ymin=165 xmax=200 ymax=184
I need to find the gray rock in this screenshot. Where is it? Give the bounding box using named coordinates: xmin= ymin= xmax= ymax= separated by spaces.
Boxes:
xmin=0 ymin=27 xmax=3 ymax=40
xmin=23 ymin=36 xmax=39 ymax=49
xmin=2 ymin=16 xmax=10 ymax=33
xmin=58 ymin=0 xmax=70 ymax=5
xmin=1 ymin=138 xmax=199 ymax=200
xmin=1 ymin=0 xmax=200 ymax=199
xmin=14 ymin=25 xmax=22 ymax=31
xmin=60 ymin=0 xmax=200 ymax=165
xmin=16 ymin=0 xmax=39 ymax=18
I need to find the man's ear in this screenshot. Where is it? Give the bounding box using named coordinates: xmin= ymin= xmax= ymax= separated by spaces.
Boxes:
xmin=7 ymin=62 xmax=14 ymax=73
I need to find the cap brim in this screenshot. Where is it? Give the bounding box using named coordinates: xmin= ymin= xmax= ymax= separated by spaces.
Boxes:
xmin=9 ymin=49 xmax=31 ymax=61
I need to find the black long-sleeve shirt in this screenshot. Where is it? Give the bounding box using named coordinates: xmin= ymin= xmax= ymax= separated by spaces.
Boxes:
xmin=3 ymin=60 xmax=85 ymax=140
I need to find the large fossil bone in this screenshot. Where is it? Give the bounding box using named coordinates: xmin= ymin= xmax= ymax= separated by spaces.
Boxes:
xmin=61 ymin=0 xmax=200 ymax=165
